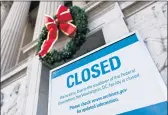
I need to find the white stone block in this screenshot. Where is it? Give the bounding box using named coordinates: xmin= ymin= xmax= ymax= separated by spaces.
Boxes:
xmin=102 ymin=17 xmax=129 ymax=43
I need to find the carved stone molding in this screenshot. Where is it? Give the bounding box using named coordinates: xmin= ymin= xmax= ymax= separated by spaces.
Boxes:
xmin=1 ymin=76 xmax=27 ymax=115
xmin=162 ymin=3 xmax=167 ymax=18
xmin=125 ymin=2 xmax=167 ymax=85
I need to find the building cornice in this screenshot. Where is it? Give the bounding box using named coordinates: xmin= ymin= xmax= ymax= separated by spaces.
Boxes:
xmin=84 ymin=1 xmax=103 ymax=12
xmin=1 ymin=59 xmax=28 ymax=82
xmin=22 ymin=38 xmax=38 ymax=55
xmin=119 ymin=1 xmax=137 ymax=10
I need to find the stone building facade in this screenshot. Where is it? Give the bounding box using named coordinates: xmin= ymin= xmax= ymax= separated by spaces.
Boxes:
xmin=1 ymin=1 xmax=167 ymax=115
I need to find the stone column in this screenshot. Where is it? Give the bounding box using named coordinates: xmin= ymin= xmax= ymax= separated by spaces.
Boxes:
xmin=73 ymin=1 xmax=86 ymax=8
xmin=24 ymin=2 xmax=63 ymax=115
xmin=1 ymin=1 xmax=12 ymax=28
xmin=1 ymin=2 xmax=31 ymax=74
xmin=32 ymin=1 xmax=63 ymax=41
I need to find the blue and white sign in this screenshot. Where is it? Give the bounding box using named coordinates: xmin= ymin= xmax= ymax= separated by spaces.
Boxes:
xmin=49 ymin=32 xmax=167 ymax=115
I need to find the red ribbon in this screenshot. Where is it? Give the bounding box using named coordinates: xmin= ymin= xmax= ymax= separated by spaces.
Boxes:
xmin=38 ymin=5 xmax=77 ymax=57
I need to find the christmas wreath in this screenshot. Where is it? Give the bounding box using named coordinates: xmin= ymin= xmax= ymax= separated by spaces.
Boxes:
xmin=37 ymin=5 xmax=88 ymax=67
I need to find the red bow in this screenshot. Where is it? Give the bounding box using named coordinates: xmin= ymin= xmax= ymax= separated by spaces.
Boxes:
xmin=38 ymin=5 xmax=77 ymax=57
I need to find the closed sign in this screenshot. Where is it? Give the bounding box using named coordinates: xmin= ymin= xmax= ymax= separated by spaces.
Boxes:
xmin=49 ymin=32 xmax=167 ymax=115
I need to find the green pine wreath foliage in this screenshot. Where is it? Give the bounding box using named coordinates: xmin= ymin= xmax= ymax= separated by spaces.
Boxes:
xmin=37 ymin=6 xmax=88 ymax=67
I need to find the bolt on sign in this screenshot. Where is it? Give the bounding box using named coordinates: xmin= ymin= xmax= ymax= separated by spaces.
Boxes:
xmin=49 ymin=32 xmax=167 ymax=115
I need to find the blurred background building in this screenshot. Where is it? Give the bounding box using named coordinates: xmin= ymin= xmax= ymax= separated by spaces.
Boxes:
xmin=1 ymin=1 xmax=167 ymax=115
